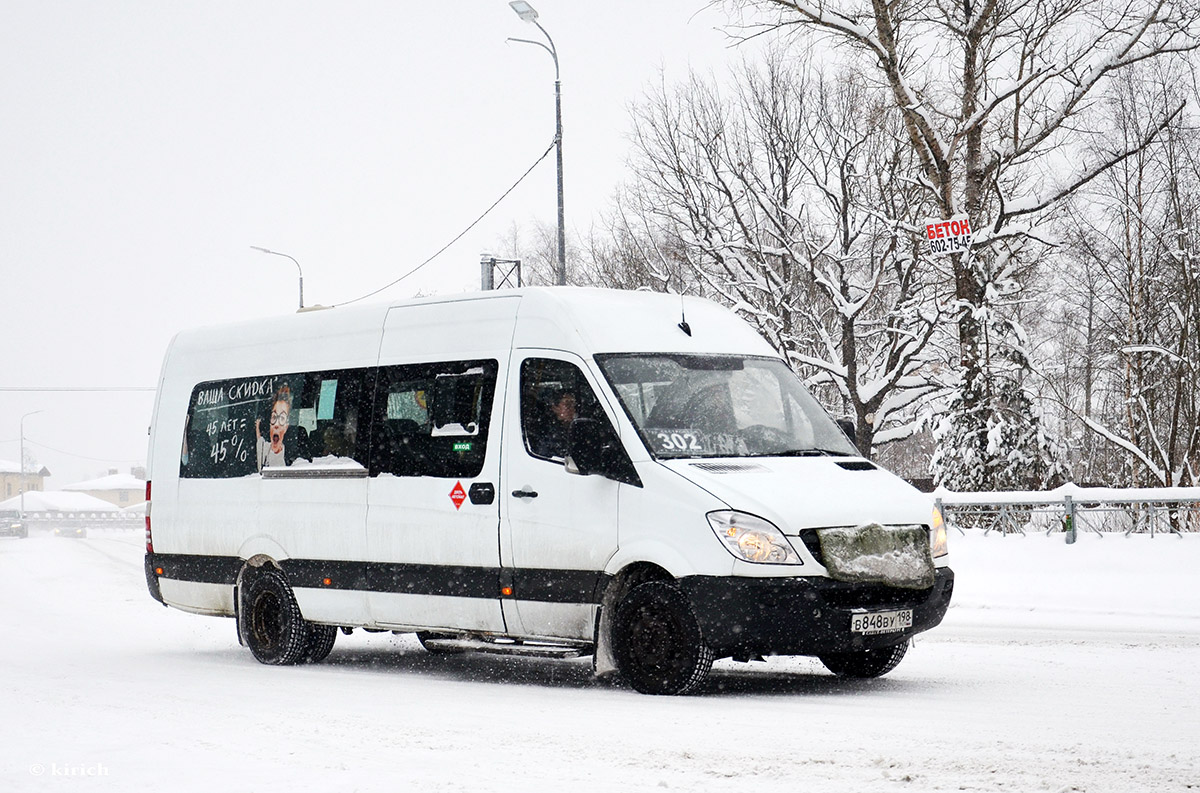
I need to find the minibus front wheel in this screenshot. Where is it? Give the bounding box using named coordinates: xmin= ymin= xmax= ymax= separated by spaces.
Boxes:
xmin=612 ymin=581 xmax=714 ymax=695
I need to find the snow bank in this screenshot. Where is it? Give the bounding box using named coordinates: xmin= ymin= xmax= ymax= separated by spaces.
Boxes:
xmin=944 ymin=529 xmax=1200 ymax=637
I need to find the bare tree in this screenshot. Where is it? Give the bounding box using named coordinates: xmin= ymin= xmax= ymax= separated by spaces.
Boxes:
xmin=1054 ymin=64 xmax=1200 ymax=486
xmin=575 ymin=196 xmax=705 ymax=294
xmin=485 ymin=219 xmax=581 ymax=288
xmin=619 ymin=52 xmax=948 ymax=454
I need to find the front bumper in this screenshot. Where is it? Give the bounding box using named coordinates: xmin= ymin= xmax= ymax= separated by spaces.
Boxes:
xmin=679 ymin=567 xmax=954 ymax=657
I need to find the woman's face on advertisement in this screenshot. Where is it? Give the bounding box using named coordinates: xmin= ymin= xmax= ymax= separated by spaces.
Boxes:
xmin=269 ymin=400 xmax=290 ymax=450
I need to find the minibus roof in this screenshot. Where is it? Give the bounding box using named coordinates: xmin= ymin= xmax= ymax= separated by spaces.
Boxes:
xmin=168 ymin=287 xmax=779 ymax=378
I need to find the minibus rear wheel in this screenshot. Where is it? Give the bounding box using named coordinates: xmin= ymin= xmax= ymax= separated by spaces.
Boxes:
xmin=819 ymin=641 xmax=908 ymax=678
xmin=612 ymin=581 xmax=713 ymax=695
xmin=241 ymin=568 xmax=310 ymax=665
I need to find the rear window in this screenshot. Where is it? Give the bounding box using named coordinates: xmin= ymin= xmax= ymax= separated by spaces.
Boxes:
xmin=180 ymin=369 xmax=368 ymax=478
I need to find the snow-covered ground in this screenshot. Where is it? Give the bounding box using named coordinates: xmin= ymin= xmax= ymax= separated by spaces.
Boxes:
xmin=1 ymin=529 xmax=1197 ymax=792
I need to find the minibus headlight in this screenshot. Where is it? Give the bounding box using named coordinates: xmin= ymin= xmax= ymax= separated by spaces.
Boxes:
xmin=707 ymin=511 xmax=801 ymax=565
xmin=931 ymin=505 xmax=949 ymax=558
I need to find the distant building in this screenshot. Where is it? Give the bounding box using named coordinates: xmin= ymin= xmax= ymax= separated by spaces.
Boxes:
xmin=61 ymin=469 xmax=146 ymax=508
xmin=0 ymin=459 xmax=50 ymax=500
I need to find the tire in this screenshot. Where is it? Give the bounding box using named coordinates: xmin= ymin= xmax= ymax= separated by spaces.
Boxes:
xmin=612 ymin=581 xmax=714 ymax=695
xmin=302 ymin=624 xmax=337 ymax=664
xmin=819 ymin=641 xmax=908 ymax=678
xmin=240 ymin=568 xmax=309 ymax=666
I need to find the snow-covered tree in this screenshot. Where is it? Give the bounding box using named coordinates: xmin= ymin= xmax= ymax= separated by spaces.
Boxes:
xmin=728 ymin=0 xmax=1198 ymax=488
xmin=1051 ymin=65 xmax=1200 ymax=486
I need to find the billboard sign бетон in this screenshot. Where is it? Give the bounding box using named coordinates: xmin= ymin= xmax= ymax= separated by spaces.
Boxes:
xmin=925 ymin=214 xmax=972 ymax=256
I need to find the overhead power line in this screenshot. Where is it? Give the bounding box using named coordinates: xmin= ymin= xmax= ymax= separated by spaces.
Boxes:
xmin=335 ymin=138 xmax=557 ymax=308
xmin=21 ymin=438 xmax=146 ymax=464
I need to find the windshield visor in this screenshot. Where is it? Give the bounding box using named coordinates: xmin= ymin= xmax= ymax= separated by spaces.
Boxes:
xmin=595 ymin=354 xmax=857 ymax=459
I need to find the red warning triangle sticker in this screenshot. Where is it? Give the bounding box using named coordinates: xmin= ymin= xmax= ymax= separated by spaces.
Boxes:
xmin=449 ymin=481 xmax=467 ymax=510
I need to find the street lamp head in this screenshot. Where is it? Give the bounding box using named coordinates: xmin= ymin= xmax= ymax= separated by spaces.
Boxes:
xmin=250 ymin=245 xmax=305 ymax=309
xmin=509 ymin=1 xmax=538 ymax=22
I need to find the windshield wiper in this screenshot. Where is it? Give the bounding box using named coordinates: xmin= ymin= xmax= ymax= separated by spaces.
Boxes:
xmin=763 ymin=448 xmax=852 ymax=457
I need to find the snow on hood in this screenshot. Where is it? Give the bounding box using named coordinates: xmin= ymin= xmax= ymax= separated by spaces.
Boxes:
xmin=660 ymin=457 xmax=932 ymax=533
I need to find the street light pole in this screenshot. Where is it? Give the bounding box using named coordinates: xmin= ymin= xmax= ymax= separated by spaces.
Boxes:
xmin=19 ymin=410 xmax=43 ymax=522
xmin=508 ymin=1 xmax=566 ymax=286
xmin=250 ymin=246 xmax=304 ymax=309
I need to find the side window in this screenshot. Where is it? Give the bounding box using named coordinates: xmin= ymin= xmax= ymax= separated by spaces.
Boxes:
xmin=180 ymin=369 xmax=367 ymax=479
xmin=520 ymin=358 xmax=608 ymax=462
xmin=370 ymin=360 xmax=498 ymax=478
xmin=285 ymin=371 xmax=367 ymax=470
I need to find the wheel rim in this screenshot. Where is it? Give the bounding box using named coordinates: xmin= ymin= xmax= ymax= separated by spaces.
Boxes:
xmin=626 ymin=601 xmax=689 ymax=683
xmin=251 ymin=590 xmax=283 ymax=651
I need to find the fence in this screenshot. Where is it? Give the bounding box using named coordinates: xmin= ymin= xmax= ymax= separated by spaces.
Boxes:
xmin=934 ymin=485 xmax=1200 ymax=543
xmin=20 ymin=511 xmax=143 ymax=533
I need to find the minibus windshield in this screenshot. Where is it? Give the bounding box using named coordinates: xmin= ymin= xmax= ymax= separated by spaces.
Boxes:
xmin=595 ymin=354 xmax=858 ymax=459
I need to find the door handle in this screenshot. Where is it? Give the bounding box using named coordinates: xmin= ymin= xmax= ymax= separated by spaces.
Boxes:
xmin=511 ymin=489 xmax=539 ymax=499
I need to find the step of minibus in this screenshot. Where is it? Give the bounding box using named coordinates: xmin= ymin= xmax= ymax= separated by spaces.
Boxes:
xmin=421 ymin=637 xmax=591 ymax=659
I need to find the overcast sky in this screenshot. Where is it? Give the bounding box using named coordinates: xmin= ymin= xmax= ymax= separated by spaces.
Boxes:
xmin=0 ymin=0 xmax=750 ymax=487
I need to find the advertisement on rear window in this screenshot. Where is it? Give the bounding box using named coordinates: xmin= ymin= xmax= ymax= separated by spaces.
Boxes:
xmin=180 ymin=370 xmax=364 ymax=478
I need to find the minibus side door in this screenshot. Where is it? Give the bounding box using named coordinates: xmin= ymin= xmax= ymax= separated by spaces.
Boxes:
xmin=365 ymin=300 xmax=518 ymax=634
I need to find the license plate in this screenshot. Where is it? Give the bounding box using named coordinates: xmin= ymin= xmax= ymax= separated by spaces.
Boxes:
xmin=850 ymin=609 xmax=913 ymax=635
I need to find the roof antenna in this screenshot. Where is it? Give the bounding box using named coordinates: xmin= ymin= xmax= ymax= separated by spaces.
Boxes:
xmin=677 ymin=293 xmax=692 ymax=336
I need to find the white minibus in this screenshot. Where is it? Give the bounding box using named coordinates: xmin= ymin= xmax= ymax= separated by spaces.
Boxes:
xmin=145 ymin=287 xmax=952 ymax=694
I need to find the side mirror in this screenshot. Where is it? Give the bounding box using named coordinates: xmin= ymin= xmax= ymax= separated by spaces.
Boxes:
xmin=565 ymin=418 xmax=642 ymax=487
xmin=836 ymin=417 xmax=857 ymax=447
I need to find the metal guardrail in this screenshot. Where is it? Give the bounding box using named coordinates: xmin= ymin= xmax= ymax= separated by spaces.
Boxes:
xmin=934 ymin=487 xmax=1200 ymax=543
xmin=19 ymin=513 xmax=143 ymax=532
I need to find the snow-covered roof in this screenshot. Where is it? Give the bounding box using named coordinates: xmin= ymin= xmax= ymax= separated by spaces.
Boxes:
xmin=0 ymin=490 xmax=121 ymax=513
xmin=120 ymin=501 xmax=148 ymax=515
xmin=62 ymin=473 xmax=146 ymax=492
xmin=0 ymin=459 xmax=49 ymax=476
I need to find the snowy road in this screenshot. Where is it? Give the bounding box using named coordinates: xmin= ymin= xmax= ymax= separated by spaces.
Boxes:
xmin=2 ymin=530 xmax=1197 ymax=792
